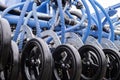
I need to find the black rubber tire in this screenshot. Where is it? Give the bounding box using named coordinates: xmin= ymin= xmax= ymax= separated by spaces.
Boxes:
xmin=103 ymin=49 xmax=120 ymax=80
xmin=78 ymin=44 xmax=107 ymax=80
xmin=21 ymin=38 xmax=53 ymax=80
xmin=0 ymin=18 xmax=11 ymax=68
xmin=3 ymin=41 xmax=19 ymax=80
xmin=52 ymin=44 xmax=82 ymax=80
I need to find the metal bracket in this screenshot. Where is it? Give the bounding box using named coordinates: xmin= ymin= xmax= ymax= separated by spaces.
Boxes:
xmin=101 ymin=38 xmax=119 ymax=51
xmin=85 ymin=36 xmax=103 ymax=49
xmin=65 ymin=32 xmax=84 ymax=49
xmin=41 ymin=30 xmax=61 ymax=48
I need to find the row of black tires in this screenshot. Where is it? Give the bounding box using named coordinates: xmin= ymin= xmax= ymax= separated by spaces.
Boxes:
xmin=0 ymin=18 xmax=120 ymax=80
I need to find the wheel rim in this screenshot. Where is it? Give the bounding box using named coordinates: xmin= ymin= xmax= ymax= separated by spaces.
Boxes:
xmin=53 ymin=44 xmax=81 ymax=80
xmin=81 ymin=51 xmax=99 ymax=79
xmin=103 ymin=49 xmax=120 ymax=80
xmin=23 ymin=42 xmax=43 ymax=80
xmin=78 ymin=45 xmax=107 ymax=80
xmin=21 ymin=38 xmax=53 ymax=80
xmin=54 ymin=52 xmax=74 ymax=80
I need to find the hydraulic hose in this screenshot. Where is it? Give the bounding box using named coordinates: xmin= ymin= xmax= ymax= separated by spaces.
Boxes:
xmin=81 ymin=0 xmax=91 ymax=43
xmin=91 ymin=16 xmax=98 ymax=26
xmin=13 ymin=0 xmax=31 ymax=41
xmin=33 ymin=3 xmax=41 ymax=37
xmin=19 ymin=31 xmax=25 ymax=52
xmin=89 ymin=0 xmax=102 ymax=43
xmin=0 ymin=3 xmax=77 ymax=24
xmin=94 ymin=0 xmax=115 ymax=41
xmin=0 ymin=3 xmax=23 ymax=15
xmin=1 ymin=2 xmax=25 ymax=17
xmin=57 ymin=0 xmax=66 ymax=43
xmin=0 ymin=3 xmax=52 ymax=21
xmin=47 ymin=15 xmax=86 ymax=43
xmin=18 ymin=11 xmax=33 ymax=51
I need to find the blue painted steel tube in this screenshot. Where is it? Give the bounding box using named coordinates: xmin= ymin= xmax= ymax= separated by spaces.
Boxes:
xmin=47 ymin=15 xmax=86 ymax=43
xmin=94 ymin=0 xmax=115 ymax=42
xmin=18 ymin=11 xmax=33 ymax=51
xmin=37 ymin=0 xmax=49 ymax=13
xmin=57 ymin=15 xmax=86 ymax=34
xmin=19 ymin=31 xmax=25 ymax=52
xmin=18 ymin=2 xmax=49 ymax=50
xmin=65 ymin=10 xmax=74 ymax=19
xmin=102 ymin=18 xmax=107 ymax=27
xmin=91 ymin=16 xmax=98 ymax=26
xmin=1 ymin=2 xmax=25 ymax=17
xmin=81 ymin=0 xmax=91 ymax=43
xmin=89 ymin=0 xmax=102 ymax=43
xmin=24 ymin=11 xmax=33 ymax=25
xmin=13 ymin=0 xmax=31 ymax=41
xmin=4 ymin=14 xmax=49 ymax=28
xmin=57 ymin=0 xmax=66 ymax=43
xmin=109 ymin=3 xmax=120 ymax=9
xmin=33 ymin=3 xmax=41 ymax=37
xmin=102 ymin=16 xmax=119 ymax=27
xmin=91 ymin=3 xmax=120 ymax=22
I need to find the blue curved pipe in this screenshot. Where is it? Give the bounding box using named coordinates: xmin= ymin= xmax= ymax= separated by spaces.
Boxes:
xmin=13 ymin=0 xmax=31 ymax=41
xmin=91 ymin=16 xmax=98 ymax=26
xmin=4 ymin=14 xmax=49 ymax=28
xmin=89 ymin=0 xmax=102 ymax=43
xmin=57 ymin=0 xmax=66 ymax=43
xmin=1 ymin=2 xmax=25 ymax=17
xmin=33 ymin=3 xmax=41 ymax=37
xmin=81 ymin=0 xmax=91 ymax=43
xmin=37 ymin=0 xmax=50 ymax=13
xmin=94 ymin=0 xmax=115 ymax=42
xmin=18 ymin=11 xmax=33 ymax=51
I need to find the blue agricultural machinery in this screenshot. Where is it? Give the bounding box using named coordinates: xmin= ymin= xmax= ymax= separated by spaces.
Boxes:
xmin=0 ymin=0 xmax=120 ymax=80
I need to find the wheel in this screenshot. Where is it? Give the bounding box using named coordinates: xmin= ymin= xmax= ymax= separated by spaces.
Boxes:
xmin=21 ymin=38 xmax=53 ymax=80
xmin=0 ymin=18 xmax=11 ymax=68
xmin=2 ymin=41 xmax=19 ymax=80
xmin=78 ymin=45 xmax=107 ymax=80
xmin=52 ymin=44 xmax=82 ymax=80
xmin=103 ymin=49 xmax=120 ymax=80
